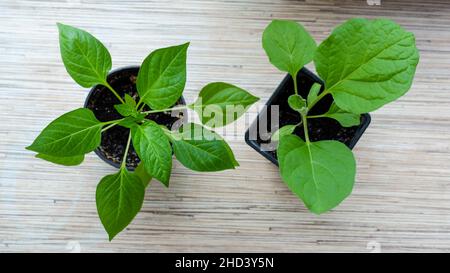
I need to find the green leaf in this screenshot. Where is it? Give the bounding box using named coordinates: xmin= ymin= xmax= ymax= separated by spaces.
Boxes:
xmin=114 ymin=104 xmax=136 ymax=117
xmin=190 ymin=82 xmax=259 ymax=127
xmin=171 ymin=123 xmax=238 ymax=172
xmin=262 ymin=20 xmax=317 ymax=76
xmin=27 ymin=108 xmax=102 ymax=157
xmin=277 ymin=135 xmax=356 ymax=214
xmin=114 ymin=96 xmax=138 ymax=117
xmin=287 ymin=94 xmax=306 ymax=112
xmin=96 ymin=168 xmax=145 ymax=241
xmin=131 ymin=120 xmax=172 ymax=186
xmin=36 ymin=153 xmax=84 ymax=166
xmin=307 ymin=83 xmax=321 ymax=106
xmin=124 ymin=94 xmax=136 ymax=108
xmin=314 ymin=18 xmax=419 ymax=114
xmin=57 ymin=23 xmax=111 ymax=88
xmin=134 ymin=162 xmax=152 ymax=188
xmin=320 ymin=103 xmax=361 ymax=127
xmin=117 ymin=114 xmax=145 ymax=129
xmin=271 ymin=125 xmax=297 ymax=142
xmin=137 ymin=43 xmax=189 ymax=110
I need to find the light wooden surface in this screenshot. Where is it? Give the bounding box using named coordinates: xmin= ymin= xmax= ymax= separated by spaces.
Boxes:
xmin=1 ymin=0 xmax=450 ymax=253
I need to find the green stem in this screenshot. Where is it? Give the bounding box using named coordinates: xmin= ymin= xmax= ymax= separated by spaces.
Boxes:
xmin=307 ymin=114 xmax=325 ymax=119
xmin=100 ymin=118 xmax=124 ymax=133
xmin=101 ymin=123 xmax=117 ymax=132
xmin=103 ymin=82 xmax=125 ymax=104
xmin=301 ymin=114 xmax=310 ymax=144
xmin=140 ymin=105 xmax=188 ymax=115
xmin=102 ymin=118 xmax=124 ymax=126
xmin=121 ymin=132 xmax=132 ymax=169
xmin=136 ymin=97 xmax=149 ymax=110
xmin=292 ymin=72 xmax=299 ymax=96
xmin=307 ymin=89 xmax=330 ymax=113
xmin=136 ymin=100 xmax=144 ymax=111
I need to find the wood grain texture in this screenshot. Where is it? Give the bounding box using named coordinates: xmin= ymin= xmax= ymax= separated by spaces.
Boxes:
xmin=1 ymin=0 xmax=450 ymax=253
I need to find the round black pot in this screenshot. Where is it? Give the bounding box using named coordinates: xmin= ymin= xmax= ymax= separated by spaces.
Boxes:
xmin=245 ymin=67 xmax=371 ymax=166
xmin=84 ymin=66 xmax=187 ymax=170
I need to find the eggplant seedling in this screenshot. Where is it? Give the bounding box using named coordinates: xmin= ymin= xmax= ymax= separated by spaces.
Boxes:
xmin=263 ymin=18 xmax=419 ymax=213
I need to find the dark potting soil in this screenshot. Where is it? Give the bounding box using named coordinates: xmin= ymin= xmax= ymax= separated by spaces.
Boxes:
xmin=85 ymin=67 xmax=185 ymax=169
xmin=255 ymin=71 xmax=362 ymax=159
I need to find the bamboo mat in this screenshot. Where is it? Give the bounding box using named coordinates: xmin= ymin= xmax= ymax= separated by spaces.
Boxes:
xmin=1 ymin=0 xmax=450 ymax=252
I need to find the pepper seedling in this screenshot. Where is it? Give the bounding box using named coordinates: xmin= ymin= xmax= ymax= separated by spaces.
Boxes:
xmin=263 ymin=18 xmax=419 ymax=213
xmin=27 ymin=23 xmax=259 ymax=240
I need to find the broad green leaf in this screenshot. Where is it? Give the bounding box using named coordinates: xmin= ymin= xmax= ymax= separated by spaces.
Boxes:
xmin=135 ymin=162 xmax=152 ymax=188
xmin=36 ymin=153 xmax=84 ymax=166
xmin=171 ymin=123 xmax=238 ymax=172
xmin=307 ymin=83 xmax=321 ymax=106
xmin=320 ymin=103 xmax=361 ymax=127
xmin=271 ymin=125 xmax=297 ymax=142
xmin=287 ymin=94 xmax=306 ymax=112
xmin=131 ymin=120 xmax=172 ymax=186
xmin=190 ymin=82 xmax=259 ymax=127
xmin=278 ymin=135 xmax=356 ymax=214
xmin=96 ymin=168 xmax=145 ymax=241
xmin=137 ymin=43 xmax=189 ymax=110
xmin=262 ymin=20 xmax=317 ymax=76
xmin=314 ymin=18 xmax=419 ymax=114
xmin=27 ymin=108 xmax=102 ymax=157
xmin=57 ymin=23 xmax=111 ymax=88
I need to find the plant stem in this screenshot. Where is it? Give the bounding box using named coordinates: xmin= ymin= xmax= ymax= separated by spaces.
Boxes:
xmin=121 ymin=132 xmax=132 ymax=169
xmin=307 ymin=89 xmax=330 ymax=113
xmin=103 ymin=81 xmax=125 ymax=104
xmin=101 ymin=123 xmax=117 ymax=132
xmin=102 ymin=118 xmax=124 ymax=126
xmin=157 ymin=124 xmax=180 ymax=141
xmin=136 ymin=100 xmax=144 ymax=111
xmin=101 ymin=118 xmax=124 ymax=133
xmin=140 ymin=105 xmax=188 ymax=115
xmin=307 ymin=114 xmax=325 ymax=119
xmin=136 ymin=97 xmax=148 ymax=111
xmin=296 ymin=80 xmax=330 ymax=145
xmin=301 ymin=114 xmax=310 ymax=144
xmin=293 ymin=72 xmax=299 ymax=95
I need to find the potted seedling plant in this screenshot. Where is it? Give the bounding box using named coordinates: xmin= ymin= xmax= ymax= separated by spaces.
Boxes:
xmin=27 ymin=23 xmax=259 ymax=240
xmin=246 ymin=18 xmax=419 ymax=213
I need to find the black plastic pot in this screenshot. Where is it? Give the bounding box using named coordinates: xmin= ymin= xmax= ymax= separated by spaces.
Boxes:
xmin=245 ymin=67 xmax=371 ymax=166
xmin=84 ymin=66 xmax=187 ymax=170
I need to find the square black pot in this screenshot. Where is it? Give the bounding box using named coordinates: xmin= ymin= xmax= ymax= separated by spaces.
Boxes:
xmin=245 ymin=67 xmax=371 ymax=166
